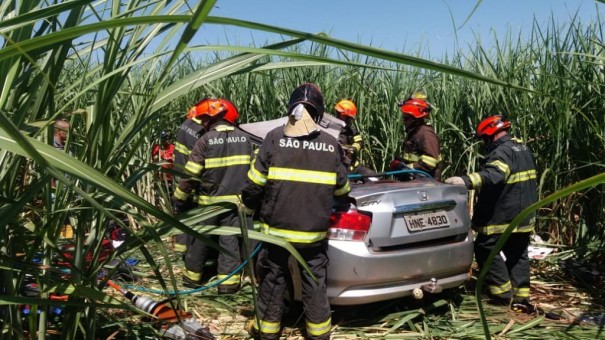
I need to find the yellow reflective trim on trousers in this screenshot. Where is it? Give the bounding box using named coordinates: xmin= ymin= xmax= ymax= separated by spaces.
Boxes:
xmin=420 ymin=154 xmax=438 ymax=168
xmin=198 ymin=194 xmax=239 ymax=206
xmin=469 ymin=173 xmax=482 ymax=189
xmin=174 ymin=187 xmax=190 ymax=201
xmin=481 ymin=223 xmax=534 ymax=235
xmin=185 ymin=160 xmax=204 ymax=175
xmin=268 ymin=167 xmax=337 ymax=185
xmin=514 ymin=287 xmax=530 ymax=298
xmin=260 ymin=223 xmax=327 ymax=243
xmin=174 ymin=142 xmax=191 ymax=155
xmin=204 ymin=155 xmax=251 ymax=169
xmin=334 ymin=181 xmax=351 ymax=196
xmin=489 ymin=280 xmax=512 ymax=295
xmin=217 ymin=274 xmax=241 ymax=285
xmin=507 ymin=170 xmax=537 ymax=184
xmin=248 ymin=166 xmax=267 ymax=186
xmin=487 ymin=160 xmax=511 ymax=178
xmin=353 ymin=135 xmax=363 ymax=143
xmin=306 ymin=317 xmax=331 ymax=336
xmin=185 ymin=270 xmax=201 ymax=281
xmin=253 ymin=317 xmax=280 ymax=334
xmin=351 ymin=142 xmax=361 ymax=151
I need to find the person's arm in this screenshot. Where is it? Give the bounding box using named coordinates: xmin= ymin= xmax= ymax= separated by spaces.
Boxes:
xmin=242 ymin=135 xmax=272 ymax=211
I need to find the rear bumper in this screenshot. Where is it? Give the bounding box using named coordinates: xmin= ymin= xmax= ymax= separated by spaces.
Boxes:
xmin=326 ymin=231 xmax=473 ymax=305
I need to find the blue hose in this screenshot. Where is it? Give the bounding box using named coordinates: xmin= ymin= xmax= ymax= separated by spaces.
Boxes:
xmin=123 ymin=242 xmax=263 ymax=296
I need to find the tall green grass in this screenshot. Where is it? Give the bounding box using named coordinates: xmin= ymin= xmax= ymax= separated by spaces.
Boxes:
xmin=0 ymin=0 xmax=603 ymax=339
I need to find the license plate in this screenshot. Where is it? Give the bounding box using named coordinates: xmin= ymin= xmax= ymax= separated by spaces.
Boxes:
xmin=404 ymin=211 xmax=449 ymax=231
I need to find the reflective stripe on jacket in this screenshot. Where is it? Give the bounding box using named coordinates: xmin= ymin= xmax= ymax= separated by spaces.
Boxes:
xmin=174 ymin=117 xmax=204 ymax=176
xmin=177 ymin=122 xmax=252 ymax=202
xmin=402 ymin=123 xmax=442 ymax=180
xmin=338 ymin=123 xmax=364 ymax=168
xmin=461 ymin=135 xmax=538 ymax=235
xmin=242 ymin=127 xmax=351 ymax=245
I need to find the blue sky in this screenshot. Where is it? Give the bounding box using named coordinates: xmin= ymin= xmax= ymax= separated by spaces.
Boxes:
xmin=198 ymin=0 xmax=604 ymax=57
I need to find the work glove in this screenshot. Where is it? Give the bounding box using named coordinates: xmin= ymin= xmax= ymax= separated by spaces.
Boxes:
xmin=444 ymin=176 xmax=465 ymax=186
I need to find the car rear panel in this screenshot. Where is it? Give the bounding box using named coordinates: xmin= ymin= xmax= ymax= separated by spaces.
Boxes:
xmin=327 ymin=179 xmax=473 ymax=305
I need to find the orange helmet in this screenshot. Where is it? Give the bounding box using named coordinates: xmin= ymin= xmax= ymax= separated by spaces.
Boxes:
xmin=334 ymin=99 xmax=357 ymax=119
xmin=399 ymin=98 xmax=432 ymax=119
xmin=219 ymin=98 xmax=239 ymax=124
xmin=188 ymin=98 xmax=226 ymax=120
xmin=476 ymin=115 xmax=511 ymax=139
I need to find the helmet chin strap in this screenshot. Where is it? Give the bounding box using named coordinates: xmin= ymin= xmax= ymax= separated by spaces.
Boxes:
xmin=284 ymin=104 xmax=319 ymax=137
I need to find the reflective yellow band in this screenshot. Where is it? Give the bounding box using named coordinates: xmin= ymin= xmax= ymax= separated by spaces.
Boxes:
xmin=260 ymin=223 xmax=327 ymax=243
xmin=351 ymin=142 xmax=361 ymax=151
xmin=420 ymin=154 xmax=438 ymax=168
xmin=173 ymin=243 xmax=187 ymax=253
xmin=192 ymin=117 xmax=202 ymax=124
xmin=217 ymin=274 xmax=240 ymax=285
xmin=185 ymin=270 xmax=201 ymax=281
xmin=507 ymin=170 xmax=537 ymax=184
xmin=174 ymin=187 xmax=190 ymax=201
xmin=215 ymin=125 xmax=234 ymax=132
xmin=253 ymin=317 xmax=280 ymax=334
xmin=174 ymin=142 xmax=191 ymax=155
xmin=469 ymin=173 xmax=482 ymax=189
xmin=489 ymin=280 xmax=512 ymax=295
xmin=481 ymin=223 xmax=535 ymax=235
xmin=198 ymin=194 xmax=240 ymax=206
xmin=252 ymin=221 xmax=261 ymax=231
xmin=205 ymin=155 xmax=251 ymax=169
xmin=185 ymin=160 xmax=204 ymax=175
xmin=268 ymin=167 xmax=336 ymax=185
xmin=248 ymin=166 xmax=267 ymax=186
xmin=353 ymin=135 xmax=363 ymax=143
xmin=487 ymin=160 xmax=511 ymax=178
xmin=513 ymin=287 xmax=530 ymax=298
xmin=334 ymin=181 xmax=351 ymax=196
xmin=512 ymin=137 xmax=524 ymax=143
xmin=306 ymin=317 xmax=331 ymax=336
xmin=403 ymin=152 xmax=419 ymax=162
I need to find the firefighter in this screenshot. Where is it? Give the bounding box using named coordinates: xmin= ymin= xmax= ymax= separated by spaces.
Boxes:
xmin=389 ymin=92 xmax=442 ymax=180
xmin=444 ymin=115 xmax=538 ymax=314
xmin=334 ymin=99 xmax=375 ymax=176
xmin=172 ymin=98 xmax=253 ymax=293
xmin=171 ymin=100 xmax=208 ymax=254
xmin=242 ymin=83 xmax=351 ymax=340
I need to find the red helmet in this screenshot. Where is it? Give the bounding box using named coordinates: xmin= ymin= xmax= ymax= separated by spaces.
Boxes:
xmin=220 ymin=98 xmax=239 ymax=124
xmin=476 ymin=115 xmax=511 ymax=138
xmin=399 ymin=98 xmax=432 ymax=119
xmin=334 ymin=99 xmax=357 ymax=119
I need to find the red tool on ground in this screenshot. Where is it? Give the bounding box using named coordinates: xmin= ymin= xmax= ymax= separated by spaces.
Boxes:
xmin=106 ymin=279 xmax=190 ymax=323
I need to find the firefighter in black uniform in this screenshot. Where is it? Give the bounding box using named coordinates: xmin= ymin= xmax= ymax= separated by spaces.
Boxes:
xmin=172 ymin=100 xmax=208 ymax=253
xmin=172 ymin=98 xmax=253 ymax=293
xmin=445 ymin=115 xmax=538 ymax=314
xmin=243 ymin=83 xmax=351 ymax=340
xmin=389 ymin=92 xmax=442 ymax=181
xmin=334 ymin=99 xmax=375 ymax=176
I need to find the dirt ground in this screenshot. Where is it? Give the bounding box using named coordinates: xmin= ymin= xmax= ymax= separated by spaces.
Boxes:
xmin=101 ymin=248 xmax=604 ymax=339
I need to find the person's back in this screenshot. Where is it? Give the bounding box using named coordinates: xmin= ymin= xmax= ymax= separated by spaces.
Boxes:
xmin=243 ymin=83 xmax=350 ymax=340
xmin=472 ymin=135 xmax=538 ymax=231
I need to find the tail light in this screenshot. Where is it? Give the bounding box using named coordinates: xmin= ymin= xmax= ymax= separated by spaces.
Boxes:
xmin=328 ymin=208 xmax=371 ymax=241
